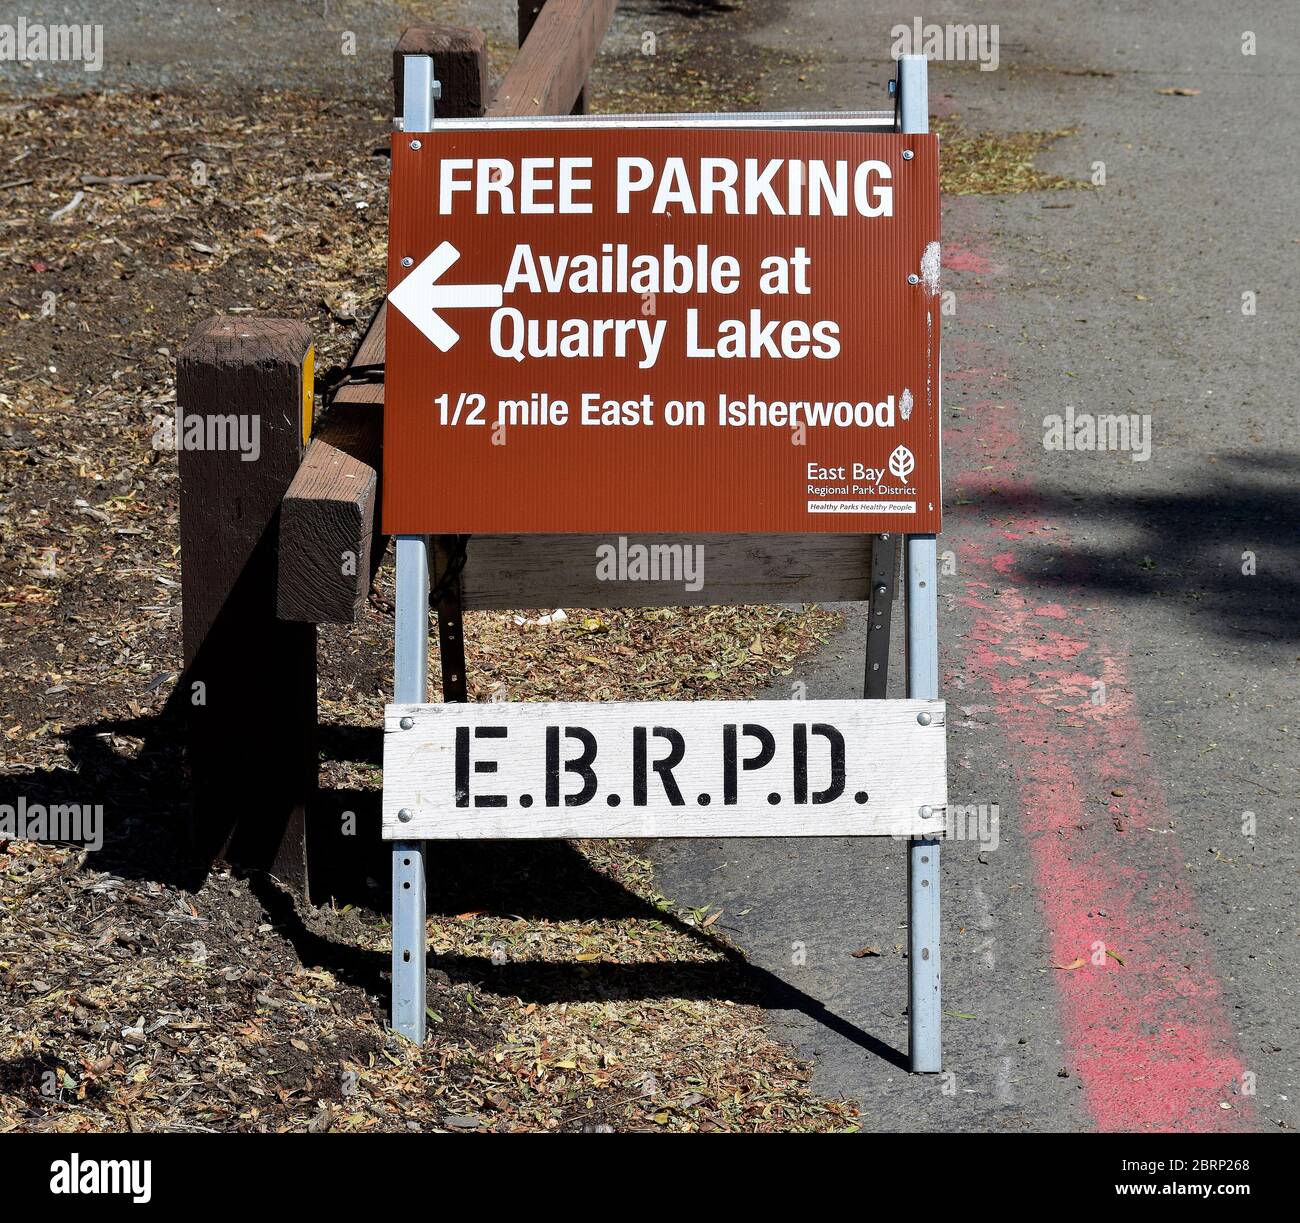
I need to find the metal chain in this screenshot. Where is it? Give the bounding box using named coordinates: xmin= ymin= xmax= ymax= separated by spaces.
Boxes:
xmin=317 ymin=361 xmax=385 ymax=407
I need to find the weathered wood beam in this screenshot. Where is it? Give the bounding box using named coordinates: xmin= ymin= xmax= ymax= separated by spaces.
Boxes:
xmin=494 ymin=0 xmax=615 ymax=116
xmin=393 ymin=25 xmax=489 ymax=120
xmin=178 ymin=317 xmax=316 ymax=890
xmin=518 ymin=0 xmax=592 ymax=114
xmin=277 ymin=401 xmax=382 ymax=623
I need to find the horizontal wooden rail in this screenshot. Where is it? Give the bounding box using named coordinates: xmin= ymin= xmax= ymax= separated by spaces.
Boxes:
xmin=278 ymin=305 xmax=385 ymax=622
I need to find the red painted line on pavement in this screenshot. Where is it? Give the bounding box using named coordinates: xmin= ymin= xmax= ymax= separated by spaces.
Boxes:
xmin=942 ymin=244 xmax=998 ymax=275
xmin=943 ymin=228 xmax=1249 ymax=1130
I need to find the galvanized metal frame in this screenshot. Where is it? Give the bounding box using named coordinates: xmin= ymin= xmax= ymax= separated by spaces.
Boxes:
xmin=387 ymin=52 xmax=944 ymax=1071
xmin=390 ymin=54 xmax=439 ymax=1044
xmin=898 ymin=53 xmax=943 ymax=1073
xmin=391 ymin=534 xmax=429 ymax=1041
xmin=426 ymin=110 xmax=896 ymax=130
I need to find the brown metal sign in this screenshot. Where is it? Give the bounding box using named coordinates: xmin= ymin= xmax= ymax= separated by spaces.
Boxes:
xmin=383 ymin=126 xmax=941 ymax=534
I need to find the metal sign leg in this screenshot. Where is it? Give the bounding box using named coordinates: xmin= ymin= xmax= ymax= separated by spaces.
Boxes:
xmin=906 ymin=534 xmax=942 ymax=1072
xmin=392 ymin=534 xmax=430 ymax=1042
xmin=895 ymin=51 xmax=942 ymax=1074
xmin=390 ymin=54 xmax=441 ymax=1046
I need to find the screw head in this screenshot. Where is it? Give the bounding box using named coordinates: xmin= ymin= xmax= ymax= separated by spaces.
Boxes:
xmin=399 ymin=716 xmax=414 ymax=730
xmin=902 ymin=149 xmax=914 ymax=160
xmin=397 ymin=808 xmax=413 ymax=823
xmin=919 ymin=805 xmax=933 ymax=820
xmin=908 ymin=273 xmax=920 ymax=285
xmin=409 ymin=139 xmax=422 ymax=150
xmin=401 ymin=256 xmax=413 ymax=268
xmin=917 ymin=711 xmax=932 ymax=726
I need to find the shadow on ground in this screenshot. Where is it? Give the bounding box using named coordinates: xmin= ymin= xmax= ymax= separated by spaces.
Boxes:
xmin=0 ymin=702 xmax=910 ymax=1070
xmin=961 ymin=454 xmax=1298 ymax=641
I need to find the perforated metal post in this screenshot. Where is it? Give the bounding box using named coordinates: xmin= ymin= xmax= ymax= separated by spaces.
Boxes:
xmin=898 ymin=51 xmax=943 ymax=1073
xmin=390 ymin=54 xmax=440 ymax=1044
xmin=391 ymin=535 xmax=429 ymax=1041
xmin=906 ymin=536 xmax=941 ymax=1073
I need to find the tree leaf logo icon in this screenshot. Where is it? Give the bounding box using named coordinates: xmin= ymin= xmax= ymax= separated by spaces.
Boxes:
xmin=888 ymin=445 xmax=915 ymax=482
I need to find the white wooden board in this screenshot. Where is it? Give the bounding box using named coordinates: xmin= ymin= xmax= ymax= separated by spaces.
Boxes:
xmin=383 ymin=699 xmax=947 ymax=839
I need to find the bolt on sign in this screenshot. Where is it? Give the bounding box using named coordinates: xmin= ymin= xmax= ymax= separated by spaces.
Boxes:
xmin=383 ymin=127 xmax=941 ymax=534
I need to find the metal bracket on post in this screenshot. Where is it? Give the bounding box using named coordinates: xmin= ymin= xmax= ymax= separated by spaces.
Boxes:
xmin=397 ymin=53 xmax=441 ymax=131
xmin=897 ymin=51 xmax=943 ymax=1074
xmin=432 ymin=537 xmax=469 ymax=705
xmin=390 ymin=53 xmax=440 ymax=1045
xmin=865 ymin=534 xmax=898 ymax=699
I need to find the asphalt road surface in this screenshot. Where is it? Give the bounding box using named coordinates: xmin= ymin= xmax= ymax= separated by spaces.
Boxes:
xmin=652 ymin=0 xmax=1298 ymax=1132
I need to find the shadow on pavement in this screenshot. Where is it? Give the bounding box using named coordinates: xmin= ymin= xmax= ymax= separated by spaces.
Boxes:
xmin=961 ymin=454 xmax=1298 ymax=642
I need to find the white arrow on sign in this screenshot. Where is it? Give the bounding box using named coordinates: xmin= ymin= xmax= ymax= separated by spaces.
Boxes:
xmin=388 ymin=241 xmax=503 ymax=352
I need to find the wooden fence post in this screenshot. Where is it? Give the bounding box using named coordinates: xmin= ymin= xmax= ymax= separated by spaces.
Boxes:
xmin=393 ymin=26 xmax=489 ymax=119
xmin=177 ymin=318 xmax=316 ymax=892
